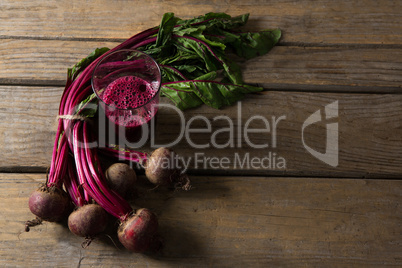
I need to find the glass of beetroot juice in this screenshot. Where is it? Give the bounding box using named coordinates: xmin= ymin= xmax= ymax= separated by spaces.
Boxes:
xmin=91 ymin=49 xmax=161 ymax=146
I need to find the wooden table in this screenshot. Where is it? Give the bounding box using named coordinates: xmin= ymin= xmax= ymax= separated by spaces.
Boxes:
xmin=1 ymin=1 xmax=401 ymax=267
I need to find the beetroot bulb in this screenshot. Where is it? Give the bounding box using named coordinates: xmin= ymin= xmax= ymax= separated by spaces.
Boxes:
xmin=67 ymin=204 xmax=109 ymax=238
xmin=117 ymin=208 xmax=159 ymax=253
xmin=64 ymin=153 xmax=109 ymax=239
xmin=83 ymin=178 xmax=161 ymax=253
xmin=27 ymin=134 xmax=72 ymax=225
xmin=28 ymin=183 xmax=71 ymax=222
xmin=145 ymin=147 xmax=191 ymax=190
xmin=105 ymin=163 xmax=137 ymax=198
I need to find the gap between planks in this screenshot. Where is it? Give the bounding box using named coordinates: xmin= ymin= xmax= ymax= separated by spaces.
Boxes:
xmin=0 ymin=81 xmax=401 ymax=95
xmin=1 ymin=166 xmax=402 ymax=181
xmin=2 ymin=35 xmax=402 ymax=49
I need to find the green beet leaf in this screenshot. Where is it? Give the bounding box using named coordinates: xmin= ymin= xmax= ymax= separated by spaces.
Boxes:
xmin=162 ymin=80 xmax=263 ymax=109
xmin=68 ymin=47 xmax=110 ymax=81
xmin=161 ymin=83 xmax=204 ymax=110
xmin=231 ymin=29 xmax=282 ymax=59
xmin=74 ymin=93 xmax=98 ymax=118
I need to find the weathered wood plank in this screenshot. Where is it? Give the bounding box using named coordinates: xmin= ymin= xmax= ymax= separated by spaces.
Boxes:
xmin=0 ymin=173 xmax=400 ymax=267
xmin=0 ymin=39 xmax=118 ymax=85
xmin=0 ymin=86 xmax=59 ymax=169
xmin=0 ymin=86 xmax=401 ymax=177
xmin=0 ymin=0 xmax=401 ymax=45
xmin=0 ymin=39 xmax=401 ymax=91
xmin=242 ymin=46 xmax=402 ymax=92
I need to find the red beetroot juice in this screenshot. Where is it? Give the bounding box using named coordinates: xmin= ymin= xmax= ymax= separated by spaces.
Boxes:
xmin=101 ymin=75 xmax=159 ymax=144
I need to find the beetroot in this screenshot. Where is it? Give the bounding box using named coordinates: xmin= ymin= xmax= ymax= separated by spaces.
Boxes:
xmin=28 ymin=184 xmax=71 ymax=222
xmin=105 ymin=163 xmax=137 ymax=197
xmin=145 ymin=147 xmax=191 ymax=190
xmin=68 ymin=204 xmax=109 ymax=238
xmin=117 ymin=208 xmax=159 ymax=253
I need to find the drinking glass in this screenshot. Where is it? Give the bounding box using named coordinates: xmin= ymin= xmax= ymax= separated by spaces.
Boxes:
xmin=91 ymin=49 xmax=161 ymax=145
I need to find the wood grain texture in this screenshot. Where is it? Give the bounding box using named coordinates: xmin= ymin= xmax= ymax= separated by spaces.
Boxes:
xmin=0 ymin=173 xmax=400 ymax=267
xmin=0 ymin=0 xmax=401 ymax=44
xmin=0 ymin=86 xmax=401 ymax=177
xmin=0 ymin=39 xmax=118 ymax=85
xmin=0 ymin=39 xmax=401 ymax=91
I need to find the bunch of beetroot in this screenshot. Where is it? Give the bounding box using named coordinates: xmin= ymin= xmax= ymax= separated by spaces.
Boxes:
xmin=25 ymin=12 xmax=280 ymax=253
xmin=27 ymin=117 xmax=185 ymax=252
xmin=25 ymin=24 xmax=191 ymax=253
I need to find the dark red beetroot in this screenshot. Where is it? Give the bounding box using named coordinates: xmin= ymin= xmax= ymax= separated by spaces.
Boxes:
xmin=118 ymin=208 xmax=159 ymax=253
xmin=105 ymin=163 xmax=137 ymax=197
xmin=68 ymin=204 xmax=109 ymax=238
xmin=145 ymin=147 xmax=191 ymax=190
xmin=28 ymin=184 xmax=71 ymax=222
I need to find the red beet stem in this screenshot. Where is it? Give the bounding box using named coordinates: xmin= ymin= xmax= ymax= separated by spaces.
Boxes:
xmin=100 ymin=147 xmax=148 ymax=164
xmin=64 ymin=159 xmax=82 ymax=207
xmin=72 ymin=122 xmax=91 ymax=203
xmin=51 ymin=135 xmax=69 ymax=188
xmin=68 ymin=158 xmax=85 ymax=207
xmin=131 ymin=36 xmax=157 ymax=49
xmin=82 ymin=123 xmax=132 ymax=215
xmin=74 ymin=122 xmax=119 ymax=215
